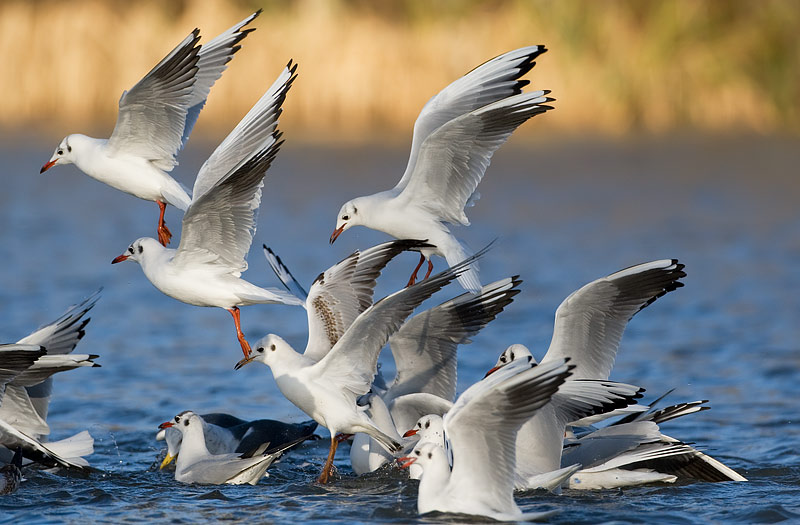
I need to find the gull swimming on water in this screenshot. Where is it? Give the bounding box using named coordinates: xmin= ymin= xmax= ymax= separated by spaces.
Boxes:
xmin=111 ymin=61 xmax=304 ymax=359
xmin=41 ymin=12 xmax=261 ymax=246
xmin=330 ymin=46 xmax=553 ymax=291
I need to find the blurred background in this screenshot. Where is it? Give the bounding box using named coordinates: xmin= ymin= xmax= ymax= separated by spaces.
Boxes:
xmin=3 ymin=0 xmax=798 ymax=140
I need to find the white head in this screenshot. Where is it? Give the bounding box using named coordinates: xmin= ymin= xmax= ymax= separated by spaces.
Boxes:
xmin=404 ymin=414 xmax=445 ymax=447
xmin=40 ymin=134 xmax=82 ymax=173
xmin=111 ymin=237 xmax=165 ymax=265
xmin=330 ymin=198 xmax=366 ymax=244
xmin=485 ymin=344 xmax=536 ymax=377
xmin=234 ymin=333 xmax=292 ymax=370
xmin=398 ymin=442 xmax=449 ymax=478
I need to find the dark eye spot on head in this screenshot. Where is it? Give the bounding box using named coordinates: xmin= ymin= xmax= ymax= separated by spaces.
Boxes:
xmin=270 ymin=344 xmax=276 ymax=351
xmin=183 ymin=419 xmax=189 ymax=427
xmin=424 ymin=420 xmax=430 ymax=429
xmin=352 ymin=206 xmax=357 ymax=214
xmin=427 ymin=452 xmax=432 ymax=459
xmin=138 ymin=245 xmax=143 ymax=254
xmin=509 ymin=351 xmax=515 ymax=361
xmin=67 ymin=145 xmax=72 ymax=153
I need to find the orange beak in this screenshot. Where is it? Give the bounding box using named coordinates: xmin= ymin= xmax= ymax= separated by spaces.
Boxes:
xmin=329 ymin=225 xmax=345 ymax=244
xmin=397 ymin=456 xmax=417 ymax=469
xmin=111 ymin=254 xmax=129 ymax=264
xmin=403 ymin=429 xmax=418 ymax=438
xmin=158 ymin=421 xmax=174 ymax=430
xmin=483 ymin=366 xmax=500 ymax=378
xmin=40 ymin=159 xmax=57 ymax=173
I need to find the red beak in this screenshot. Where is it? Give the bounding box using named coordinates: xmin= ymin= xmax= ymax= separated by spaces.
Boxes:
xmin=403 ymin=429 xmax=418 ymax=438
xmin=397 ymin=456 xmax=417 ymax=469
xmin=329 ymin=225 xmax=345 ymax=244
xmin=40 ymin=159 xmax=57 ymax=174
xmin=484 ymin=366 xmax=500 ymax=378
xmin=158 ymin=421 xmax=174 ymax=430
xmin=111 ymin=254 xmax=129 ymax=264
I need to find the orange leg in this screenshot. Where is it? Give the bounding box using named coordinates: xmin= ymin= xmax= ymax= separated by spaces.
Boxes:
xmin=406 ymin=253 xmax=426 ymax=287
xmin=423 ymin=259 xmax=434 ymax=280
xmin=318 ymin=435 xmax=339 ymax=484
xmin=227 ymin=307 xmax=252 ymax=359
xmin=156 ymin=201 xmax=172 ymax=246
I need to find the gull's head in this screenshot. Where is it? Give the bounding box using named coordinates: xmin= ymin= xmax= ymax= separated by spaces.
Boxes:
xmin=404 ymin=414 xmax=445 ymax=445
xmin=41 ymin=135 xmax=77 ymax=173
xmin=156 ymin=425 xmax=183 ymax=469
xmin=330 ymin=199 xmax=362 ymax=244
xmin=484 ymin=343 xmax=535 ymax=377
xmin=112 ymin=238 xmax=161 ymax=264
xmin=234 ymin=333 xmax=289 ymax=370
xmin=158 ymin=410 xmax=200 ymax=437
xmin=398 ymin=442 xmax=446 ymax=472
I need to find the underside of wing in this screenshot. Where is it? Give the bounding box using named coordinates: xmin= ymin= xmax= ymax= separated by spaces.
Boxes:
xmin=542 ymin=259 xmax=686 ymax=379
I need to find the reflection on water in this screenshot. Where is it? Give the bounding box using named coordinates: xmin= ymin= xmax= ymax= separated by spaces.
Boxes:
xmin=0 ymin=134 xmax=798 ymax=523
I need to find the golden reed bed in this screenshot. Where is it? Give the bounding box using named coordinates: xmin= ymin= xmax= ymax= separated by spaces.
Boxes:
xmin=3 ymin=0 xmax=798 ymax=140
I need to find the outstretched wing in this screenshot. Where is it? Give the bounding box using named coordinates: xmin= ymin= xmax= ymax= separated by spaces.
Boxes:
xmin=394 ymin=46 xmax=547 ymax=191
xmin=541 ymin=259 xmax=686 ymax=379
xmin=107 ymin=30 xmax=201 ymax=170
xmin=386 ymin=276 xmax=521 ymax=403
xmin=397 ymin=91 xmax=553 ymax=226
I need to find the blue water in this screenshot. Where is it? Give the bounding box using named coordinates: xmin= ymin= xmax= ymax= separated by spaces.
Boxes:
xmin=0 ymin=134 xmax=798 ymax=523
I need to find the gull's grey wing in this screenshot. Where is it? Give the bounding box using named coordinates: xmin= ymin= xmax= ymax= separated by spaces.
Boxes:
xmin=173 ymin=134 xmax=284 ymax=274
xmin=190 ymin=61 xmax=297 ymax=202
xmin=0 ymin=345 xmax=46 ymax=401
xmin=303 ymin=240 xmax=433 ymax=362
xmin=397 ymin=91 xmax=553 ymax=226
xmin=394 ymin=46 xmax=547 ymax=191
xmin=106 ymin=30 xmax=201 ymax=170
xmin=314 ymin=246 xmax=491 ymax=400
xmin=180 ymin=11 xmax=260 ymax=147
xmin=385 ymin=276 xmax=521 ymax=403
xmin=541 ymin=259 xmax=686 ymax=379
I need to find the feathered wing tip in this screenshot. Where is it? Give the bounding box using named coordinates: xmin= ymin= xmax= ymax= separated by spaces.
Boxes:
xmin=263 ymin=244 xmax=309 ymax=301
xmin=43 ymin=430 xmax=94 ymax=464
xmin=443 ymin=239 xmax=498 ymax=293
xmin=17 ymin=288 xmax=101 ymax=354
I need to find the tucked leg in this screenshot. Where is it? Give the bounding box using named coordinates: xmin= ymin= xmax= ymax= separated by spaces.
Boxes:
xmin=156 ymin=200 xmax=173 ymax=246
xmin=406 ymin=253 xmax=426 ymax=287
xmin=227 ymin=307 xmax=252 ymax=359
xmin=318 ymin=435 xmax=340 ymax=484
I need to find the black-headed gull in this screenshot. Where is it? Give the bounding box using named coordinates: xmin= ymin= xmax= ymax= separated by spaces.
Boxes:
xmin=236 ymin=248 xmax=489 ymax=483
xmin=0 ymin=448 xmax=22 ymax=494
xmin=112 ymin=62 xmax=303 ymax=359
xmin=0 ymin=345 xmax=96 ymax=470
xmin=398 ymin=358 xmax=570 ymax=522
xmin=351 ymin=277 xmax=522 ymax=475
xmin=484 ymin=260 xmax=697 ymax=489
xmin=41 ymin=12 xmax=261 ymax=246
xmin=157 ymin=411 xmax=304 ymax=485
xmin=156 ymin=412 xmax=316 ymax=470
xmin=330 ymin=46 xmax=553 ymax=292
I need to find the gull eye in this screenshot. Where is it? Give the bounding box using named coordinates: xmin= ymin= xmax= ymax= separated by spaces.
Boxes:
xmin=256 ymin=347 xmax=264 ymax=353
xmin=415 ymin=450 xmax=421 ymax=456
xmin=342 ymin=215 xmax=349 ymax=221
xmin=128 ymin=247 xmax=134 ymax=254
xmin=138 ymin=245 xmax=143 ymax=254
xmin=270 ymin=344 xmax=276 ymax=351
xmin=57 ymin=149 xmax=63 ymax=155
xmin=175 ymin=416 xmax=180 ymax=423
xmin=500 ymin=355 xmax=507 ymax=363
